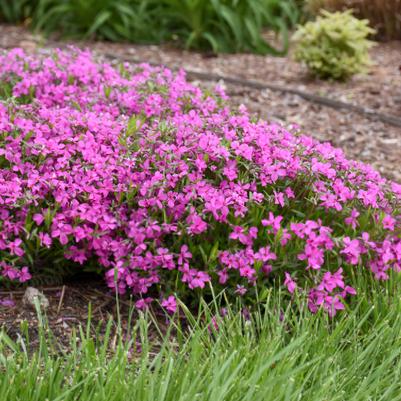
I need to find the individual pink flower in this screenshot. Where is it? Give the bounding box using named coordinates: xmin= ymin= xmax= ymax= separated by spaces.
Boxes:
xmin=284 ymin=272 xmax=296 ymax=294
xmin=341 ymin=237 xmax=361 ymax=265
xmin=19 ymin=267 xmax=31 ymax=282
xmin=33 ymin=214 xmax=45 ymax=226
xmin=285 ymin=187 xmax=295 ymax=199
xmin=274 ymin=191 xmax=285 ymax=207
xmin=161 ymin=295 xmax=177 ymax=314
xmin=1 ymin=263 xmax=19 ymax=280
xmin=382 ymin=214 xmax=396 ymax=231
xmin=188 ymin=271 xmax=210 ymax=289
xmin=262 ymin=212 xmax=283 ymax=234
xmin=261 ymin=264 xmax=272 ymax=276
xmin=39 ymin=232 xmax=52 ymax=248
xmin=217 ymin=269 xmax=229 ymax=284
xmin=345 ymin=209 xmax=360 ymax=229
xmin=235 ymin=285 xmax=247 ymax=296
xmin=135 ymin=297 xmax=153 ymax=310
xmin=187 ymin=213 xmax=208 ymax=235
xmin=8 ymin=239 xmax=24 ymax=257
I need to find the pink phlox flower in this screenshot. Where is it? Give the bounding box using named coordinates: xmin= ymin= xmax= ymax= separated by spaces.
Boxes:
xmin=261 ymin=264 xmax=272 ymax=276
xmin=217 ymin=269 xmax=229 ymax=284
xmin=105 ymin=263 xmax=127 ymax=294
xmin=235 ymin=285 xmax=247 ymax=296
xmin=361 ymin=232 xmax=376 ymax=249
xmin=239 ymin=264 xmax=256 ymax=281
xmin=156 ymin=247 xmax=175 ymax=270
xmin=39 ymin=232 xmax=52 ymax=248
xmin=223 ymin=159 xmax=238 ymax=181
xmin=1 ymin=262 xmax=19 ymax=280
xmin=51 ymin=222 xmax=73 ymax=245
xmin=345 ymin=209 xmax=360 ymax=229
xmin=378 ymin=240 xmax=395 ymax=265
xmin=135 ymin=297 xmax=153 ymax=310
xmin=178 ymin=245 xmax=192 ymax=266
xmin=280 ymin=229 xmax=291 ymax=245
xmin=370 ymin=260 xmax=389 ymax=280
xmin=65 ymin=245 xmax=87 ymax=264
xmin=181 ymin=267 xmax=210 ymax=289
xmin=298 ymin=239 xmax=325 ymax=270
xmin=311 ymin=158 xmax=336 ymax=179
xmin=358 ymin=189 xmax=379 ymax=208
xmin=285 ymin=187 xmax=295 ymax=199
xmin=33 ymin=213 xmax=44 ymax=226
xmin=341 ymin=237 xmax=361 ymax=265
xmin=274 ymin=191 xmax=285 ymax=207
xmin=161 ymin=295 xmax=177 ymax=314
xmin=318 ymin=268 xmax=344 ymax=292
xmin=7 ymin=238 xmax=24 ymax=257
xmin=255 ymin=246 xmax=276 ymax=262
xmin=391 ymin=182 xmax=401 ymax=199
xmin=261 ymin=212 xmax=283 ymax=234
xmin=320 ymin=192 xmax=342 ymax=211
xmin=284 ymin=272 xmax=296 ymax=294
xmin=229 ymin=226 xmax=256 ymax=246
xmin=308 ymin=289 xmax=346 ymax=317
xmin=19 ymin=266 xmax=31 ymax=282
xmin=229 ymin=225 xmax=246 ymax=243
xmin=382 ymin=214 xmax=396 ymax=231
xmin=340 ymin=285 xmax=357 ymax=297
xmin=187 ymin=212 xmax=208 ymax=235
xmin=332 ymin=179 xmax=355 ymax=202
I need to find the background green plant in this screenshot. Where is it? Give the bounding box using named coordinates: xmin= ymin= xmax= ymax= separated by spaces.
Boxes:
xmin=29 ymin=0 xmax=167 ymax=43
xmin=292 ymin=9 xmax=375 ymax=80
xmin=159 ymin=0 xmax=300 ymax=54
xmin=0 ymin=0 xmax=36 ymax=23
xmin=0 ymin=0 xmax=300 ymax=54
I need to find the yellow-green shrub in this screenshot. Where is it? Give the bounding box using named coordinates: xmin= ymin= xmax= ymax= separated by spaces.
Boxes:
xmin=293 ymin=10 xmax=375 ymax=80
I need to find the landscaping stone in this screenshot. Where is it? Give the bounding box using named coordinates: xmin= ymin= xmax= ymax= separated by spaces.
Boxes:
xmin=22 ymin=287 xmax=50 ymax=310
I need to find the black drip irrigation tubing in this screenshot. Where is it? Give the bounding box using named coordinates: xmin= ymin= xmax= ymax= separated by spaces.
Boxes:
xmin=103 ymin=52 xmax=401 ymax=129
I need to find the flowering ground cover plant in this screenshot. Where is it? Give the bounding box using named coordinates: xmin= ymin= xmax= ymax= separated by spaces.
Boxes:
xmin=0 ymin=48 xmax=400 ymax=316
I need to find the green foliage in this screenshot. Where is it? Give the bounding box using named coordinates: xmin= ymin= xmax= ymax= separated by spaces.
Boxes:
xmin=159 ymin=0 xmax=300 ymax=54
xmin=0 ymin=0 xmax=37 ymax=23
xmin=2 ymin=282 xmax=401 ymax=400
xmin=30 ymin=0 xmax=166 ymax=43
xmin=292 ymin=10 xmax=375 ymax=80
xmin=0 ymin=0 xmax=301 ymax=54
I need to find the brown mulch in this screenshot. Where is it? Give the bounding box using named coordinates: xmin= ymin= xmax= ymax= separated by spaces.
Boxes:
xmin=0 ymin=24 xmax=400 ymax=341
xmin=0 ymin=279 xmax=136 ymax=350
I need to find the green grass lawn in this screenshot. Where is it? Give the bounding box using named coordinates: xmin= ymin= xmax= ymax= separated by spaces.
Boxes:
xmin=2 ymin=277 xmax=401 ymax=401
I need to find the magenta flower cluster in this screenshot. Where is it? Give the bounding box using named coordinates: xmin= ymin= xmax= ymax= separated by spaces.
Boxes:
xmin=0 ymin=48 xmax=400 ymax=316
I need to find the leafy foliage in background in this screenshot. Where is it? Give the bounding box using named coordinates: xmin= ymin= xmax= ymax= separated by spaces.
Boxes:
xmin=159 ymin=0 xmax=300 ymax=54
xmin=0 ymin=0 xmax=300 ymax=54
xmin=0 ymin=0 xmax=37 ymax=23
xmin=304 ymin=0 xmax=401 ymax=40
xmin=30 ymin=0 xmax=167 ymax=44
xmin=293 ymin=10 xmax=375 ymax=80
